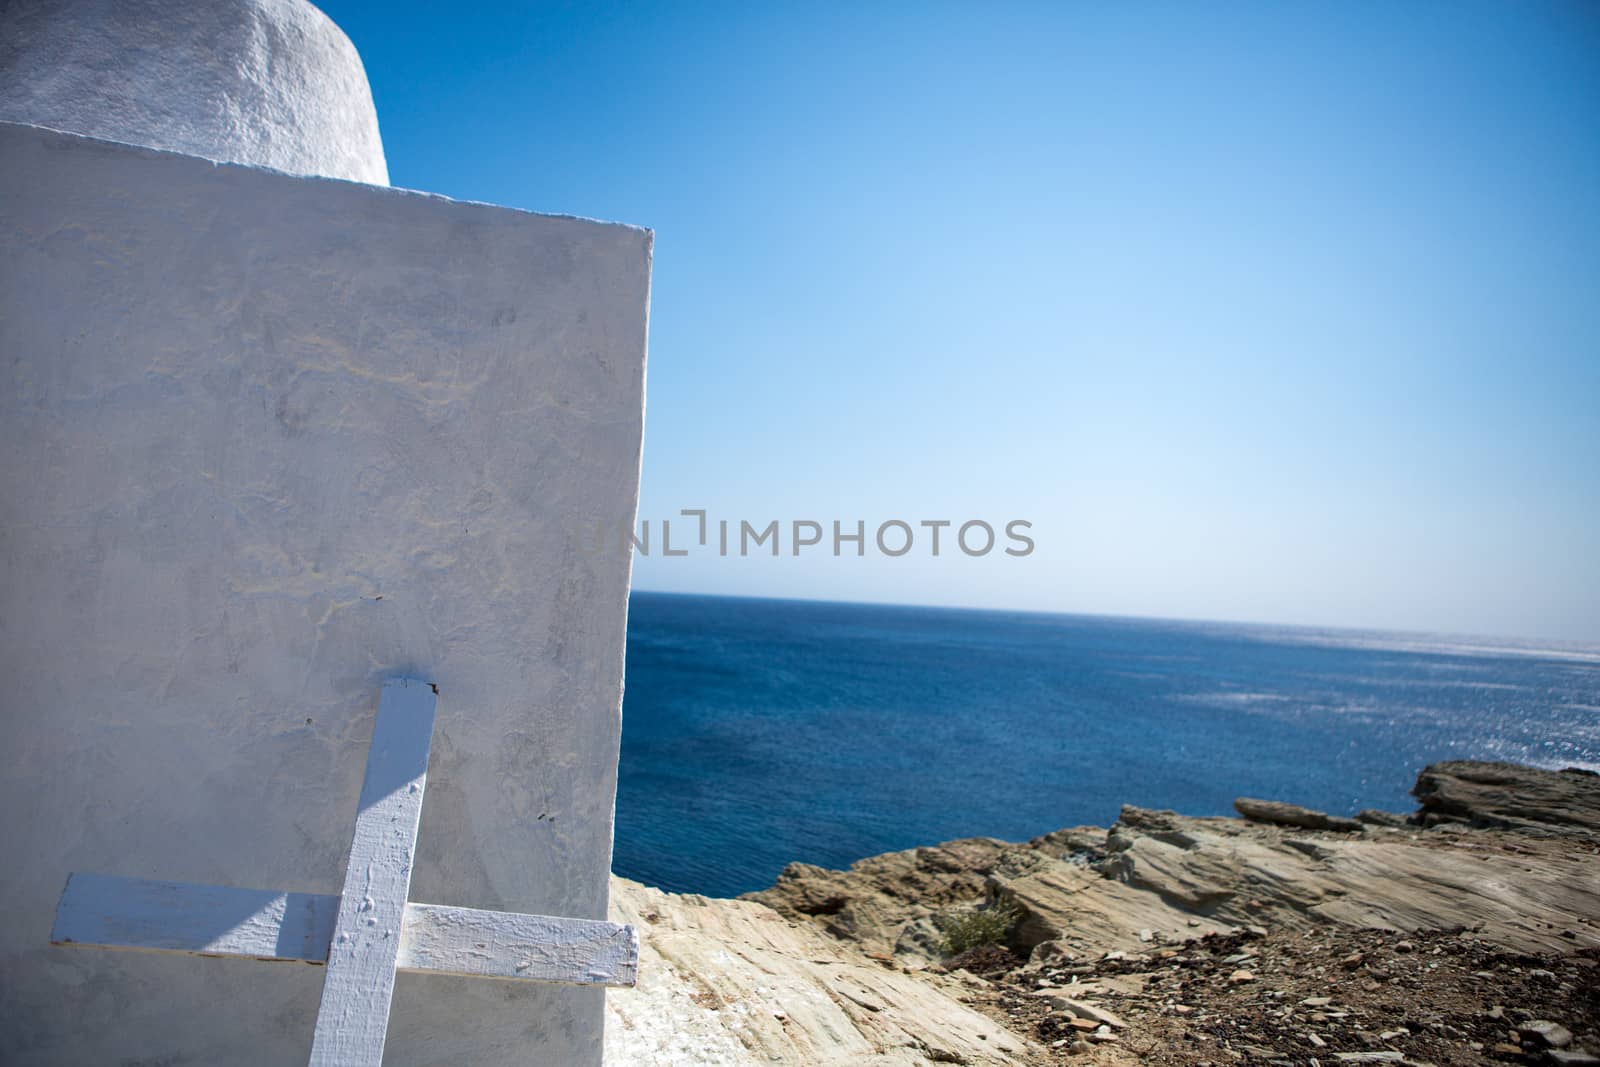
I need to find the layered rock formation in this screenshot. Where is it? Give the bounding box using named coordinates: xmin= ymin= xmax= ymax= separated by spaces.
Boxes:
xmin=1412 ymin=761 xmax=1600 ymax=836
xmin=605 ymin=762 xmax=1600 ymax=1065
xmin=605 ymin=877 xmax=1045 ymax=1065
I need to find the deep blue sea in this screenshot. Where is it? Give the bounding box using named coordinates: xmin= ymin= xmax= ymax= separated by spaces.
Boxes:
xmin=613 ymin=592 xmax=1600 ymax=898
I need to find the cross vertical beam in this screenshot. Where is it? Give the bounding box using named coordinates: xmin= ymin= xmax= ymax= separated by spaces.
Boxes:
xmin=308 ymin=678 xmax=437 ymax=1067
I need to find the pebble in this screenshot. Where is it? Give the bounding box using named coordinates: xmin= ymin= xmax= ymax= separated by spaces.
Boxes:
xmin=1301 ymin=997 xmax=1334 ymax=1007
xmin=1520 ymin=1020 xmax=1574 ymax=1049
xmin=1088 ymin=1024 xmax=1118 ymax=1043
xmin=1037 ymin=995 xmax=1127 ymax=1029
xmin=1229 ymin=969 xmax=1256 ymax=984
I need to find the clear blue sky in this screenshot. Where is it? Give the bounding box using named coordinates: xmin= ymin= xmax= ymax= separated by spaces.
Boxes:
xmin=320 ymin=1 xmax=1599 ymax=642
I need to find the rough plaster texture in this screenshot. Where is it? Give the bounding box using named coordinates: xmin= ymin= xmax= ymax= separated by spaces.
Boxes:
xmin=0 ymin=121 xmax=650 ymax=1065
xmin=0 ymin=0 xmax=389 ymax=185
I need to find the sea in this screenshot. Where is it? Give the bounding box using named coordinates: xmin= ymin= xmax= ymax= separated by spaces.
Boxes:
xmin=612 ymin=592 xmax=1600 ymax=898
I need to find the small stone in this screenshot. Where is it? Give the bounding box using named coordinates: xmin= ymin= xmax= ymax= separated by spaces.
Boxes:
xmin=1341 ymin=952 xmax=1365 ymax=969
xmin=1394 ymin=940 xmax=1414 ymax=953
xmin=1302 ymin=997 xmax=1334 ymax=1007
xmin=1519 ymin=1021 xmax=1573 ymax=1049
xmin=1229 ymin=969 xmax=1256 ymax=984
xmin=1546 ymin=1052 xmax=1600 ymax=1066
xmin=1030 ymin=940 xmax=1075 ymax=966
xmin=1068 ymin=1039 xmax=1092 ymax=1055
xmin=1037 ymin=994 xmax=1126 ymax=1029
xmin=1491 ymin=1044 xmax=1525 ymax=1057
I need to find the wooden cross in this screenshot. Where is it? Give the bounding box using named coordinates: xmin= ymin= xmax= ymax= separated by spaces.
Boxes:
xmin=50 ymin=678 xmax=638 ymax=1066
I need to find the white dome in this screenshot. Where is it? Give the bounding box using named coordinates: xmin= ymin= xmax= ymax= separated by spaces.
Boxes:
xmin=0 ymin=0 xmax=389 ymax=185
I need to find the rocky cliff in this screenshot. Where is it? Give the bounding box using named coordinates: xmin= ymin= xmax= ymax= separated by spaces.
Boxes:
xmin=605 ymin=762 xmax=1600 ymax=1066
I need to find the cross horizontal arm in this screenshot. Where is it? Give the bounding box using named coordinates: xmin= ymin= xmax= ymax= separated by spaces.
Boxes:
xmin=51 ymin=872 xmax=638 ymax=987
xmin=51 ymin=872 xmax=339 ymax=963
xmin=399 ymin=902 xmax=638 ymax=986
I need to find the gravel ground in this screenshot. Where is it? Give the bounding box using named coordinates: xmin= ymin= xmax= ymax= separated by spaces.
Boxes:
xmin=952 ymin=924 xmax=1599 ymax=1066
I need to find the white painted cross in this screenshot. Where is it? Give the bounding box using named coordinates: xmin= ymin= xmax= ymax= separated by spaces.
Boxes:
xmin=51 ymin=678 xmax=638 ymax=1066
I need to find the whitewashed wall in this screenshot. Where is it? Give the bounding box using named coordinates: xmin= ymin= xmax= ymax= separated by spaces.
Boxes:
xmin=0 ymin=122 xmax=650 ymax=1065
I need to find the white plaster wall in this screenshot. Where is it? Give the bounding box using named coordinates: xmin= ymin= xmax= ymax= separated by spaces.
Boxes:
xmin=0 ymin=0 xmax=389 ymax=185
xmin=0 ymin=122 xmax=650 ymax=1065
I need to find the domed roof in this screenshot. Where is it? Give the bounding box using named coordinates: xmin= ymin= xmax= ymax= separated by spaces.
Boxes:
xmin=0 ymin=0 xmax=388 ymax=185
